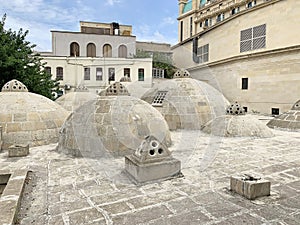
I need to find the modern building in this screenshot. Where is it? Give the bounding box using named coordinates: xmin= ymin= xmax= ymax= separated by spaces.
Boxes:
xmin=173 ymin=0 xmax=300 ymax=115
xmin=40 ymin=21 xmax=153 ymax=95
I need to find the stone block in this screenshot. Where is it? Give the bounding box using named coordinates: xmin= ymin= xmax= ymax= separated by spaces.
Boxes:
xmin=230 ymin=175 xmax=271 ymax=200
xmin=8 ymin=144 xmax=29 ymax=157
xmin=125 ymin=156 xmax=181 ymax=184
xmin=125 ymin=136 xmax=182 ymax=185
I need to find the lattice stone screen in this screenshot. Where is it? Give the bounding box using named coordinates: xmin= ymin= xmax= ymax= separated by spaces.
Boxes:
xmin=240 ymin=24 xmax=266 ymax=53
xmin=152 ymin=91 xmax=168 ymax=106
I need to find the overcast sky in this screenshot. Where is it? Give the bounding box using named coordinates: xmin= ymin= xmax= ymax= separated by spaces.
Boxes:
xmin=0 ymin=0 xmax=179 ymax=51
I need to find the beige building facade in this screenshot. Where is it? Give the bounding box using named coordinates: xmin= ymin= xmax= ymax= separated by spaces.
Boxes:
xmin=41 ymin=21 xmax=153 ymax=95
xmin=173 ymin=0 xmax=300 ymax=115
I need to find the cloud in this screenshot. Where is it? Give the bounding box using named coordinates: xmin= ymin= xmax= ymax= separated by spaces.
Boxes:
xmin=162 ymin=17 xmax=176 ymax=26
xmin=105 ymin=0 xmax=121 ymax=6
xmin=134 ymin=25 xmax=177 ymax=45
xmin=0 ymin=0 xmax=95 ymax=50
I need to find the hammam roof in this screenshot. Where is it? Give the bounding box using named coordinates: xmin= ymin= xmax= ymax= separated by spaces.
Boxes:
xmin=202 ymin=114 xmax=274 ymax=138
xmin=141 ymin=70 xmax=229 ymax=130
xmin=58 ymin=82 xmax=171 ymax=157
xmin=0 ymin=80 xmax=69 ymax=148
xmin=267 ymin=100 xmax=300 ymax=131
xmin=55 ymin=85 xmax=98 ymax=112
xmin=202 ymin=101 xmax=273 ymax=137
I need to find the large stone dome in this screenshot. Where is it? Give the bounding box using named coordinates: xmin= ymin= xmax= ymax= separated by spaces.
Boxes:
xmin=58 ymin=82 xmax=171 ymax=157
xmin=141 ymin=70 xmax=229 ymax=130
xmin=202 ymin=115 xmax=274 ymax=138
xmin=267 ymin=100 xmax=300 ymax=131
xmin=0 ymin=80 xmax=69 ymax=148
xmin=55 ymin=86 xmax=97 ymax=112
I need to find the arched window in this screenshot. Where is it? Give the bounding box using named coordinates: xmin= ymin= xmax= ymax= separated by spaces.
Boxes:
xmin=70 ymin=42 xmax=80 ymax=56
xmin=56 ymin=67 xmax=63 ymax=80
xmin=45 ymin=66 xmax=51 ymax=75
xmin=103 ymin=44 xmax=112 ymax=57
xmin=87 ymin=43 xmax=96 ymax=57
xmin=118 ymin=45 xmax=127 ymax=58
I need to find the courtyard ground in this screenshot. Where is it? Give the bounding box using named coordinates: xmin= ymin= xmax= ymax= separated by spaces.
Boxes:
xmin=0 ymin=123 xmax=300 ymax=224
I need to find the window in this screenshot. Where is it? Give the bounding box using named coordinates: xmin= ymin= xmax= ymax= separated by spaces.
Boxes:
xmin=247 ymin=0 xmax=256 ymax=8
xmin=56 ymin=67 xmax=63 ymax=80
xmin=197 ymin=44 xmax=209 ymax=63
xmin=118 ymin=45 xmax=127 ymax=58
xmin=272 ymin=108 xmax=279 ymax=115
xmin=180 ymin=21 xmax=183 ymax=42
xmin=232 ymin=7 xmax=239 ymax=15
xmin=124 ymin=68 xmax=130 ymax=78
xmin=84 ymin=68 xmax=90 ymax=80
xmin=243 ymin=107 xmax=248 ymax=113
xmin=242 ymin=78 xmax=248 ymax=90
xmin=45 ymin=66 xmax=51 ymax=75
xmin=103 ymin=44 xmax=112 ymax=57
xmin=240 ymin=24 xmax=266 ymax=52
xmin=216 ymin=13 xmax=224 ymax=22
xmin=70 ymin=42 xmax=80 ymax=56
xmin=96 ymin=68 xmax=103 ymax=81
xmin=108 ymin=68 xmax=115 ymax=81
xmin=138 ymin=68 xmax=144 ymax=81
xmin=152 ymin=68 xmax=164 ymax=79
xmin=204 ymin=18 xmax=212 ymax=27
xmin=152 ymin=91 xmax=168 ymax=106
xmin=87 ymin=43 xmax=96 ymax=57
xmin=190 ymin=17 xmax=193 ymax=37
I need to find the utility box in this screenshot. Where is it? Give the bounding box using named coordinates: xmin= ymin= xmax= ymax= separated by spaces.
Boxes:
xmin=230 ymin=174 xmax=271 ymax=200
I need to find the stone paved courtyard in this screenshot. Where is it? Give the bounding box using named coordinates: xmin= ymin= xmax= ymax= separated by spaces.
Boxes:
xmin=1 ymin=123 xmax=300 ymax=224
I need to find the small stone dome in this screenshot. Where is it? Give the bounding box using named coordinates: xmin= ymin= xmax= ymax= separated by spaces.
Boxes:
xmin=120 ymin=75 xmax=131 ymax=82
xmin=101 ymin=82 xmax=130 ymax=96
xmin=2 ymin=79 xmax=28 ymax=92
xmin=141 ymin=75 xmax=229 ymax=130
xmin=173 ymin=69 xmax=191 ymax=78
xmin=226 ymin=102 xmax=246 ymax=115
xmin=56 ymin=86 xmax=97 ymax=112
xmin=58 ymin=83 xmax=171 ymax=157
xmin=292 ymin=100 xmax=300 ymax=110
xmin=202 ymin=115 xmax=274 ymax=138
xmin=267 ymin=100 xmax=300 ymax=131
xmin=0 ymin=80 xmax=69 ymax=148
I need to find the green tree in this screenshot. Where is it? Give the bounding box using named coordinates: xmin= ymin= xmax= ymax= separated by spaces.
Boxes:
xmin=135 ymin=49 xmax=176 ymax=79
xmin=0 ymin=14 xmax=58 ymax=99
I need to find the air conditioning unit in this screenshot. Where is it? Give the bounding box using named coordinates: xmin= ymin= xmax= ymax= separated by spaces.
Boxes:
xmin=64 ymin=84 xmax=71 ymax=90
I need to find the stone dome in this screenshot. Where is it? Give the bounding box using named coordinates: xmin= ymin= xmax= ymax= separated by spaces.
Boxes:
xmin=226 ymin=102 xmax=246 ymax=115
xmin=58 ymin=83 xmax=171 ymax=157
xmin=55 ymin=86 xmax=97 ymax=112
xmin=267 ymin=100 xmax=300 ymax=131
xmin=0 ymin=80 xmax=69 ymax=148
xmin=202 ymin=115 xmax=274 ymax=138
xmin=120 ymin=75 xmax=131 ymax=82
xmin=141 ymin=73 xmax=229 ymax=130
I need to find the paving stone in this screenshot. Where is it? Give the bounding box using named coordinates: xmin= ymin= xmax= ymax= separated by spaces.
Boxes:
xmin=158 ymin=209 xmax=212 ymax=225
xmin=215 ymin=213 xmax=264 ymax=224
xmin=99 ymin=201 xmax=132 ymax=215
xmin=205 ymin=201 xmax=242 ymax=218
xmin=112 ymin=205 xmax=172 ymax=224
xmin=67 ymin=208 xmax=105 ymax=225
